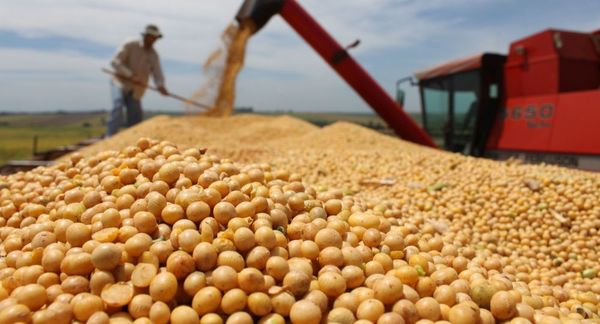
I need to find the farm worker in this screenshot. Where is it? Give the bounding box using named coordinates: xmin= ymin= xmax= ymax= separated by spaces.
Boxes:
xmin=106 ymin=24 xmax=169 ymax=136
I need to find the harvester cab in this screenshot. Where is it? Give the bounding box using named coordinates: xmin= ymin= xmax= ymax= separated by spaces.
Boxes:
xmin=411 ymin=29 xmax=600 ymax=170
xmin=411 ymin=54 xmax=506 ymax=156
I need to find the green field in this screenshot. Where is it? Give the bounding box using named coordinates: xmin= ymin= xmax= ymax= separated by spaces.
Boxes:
xmin=0 ymin=112 xmax=106 ymax=165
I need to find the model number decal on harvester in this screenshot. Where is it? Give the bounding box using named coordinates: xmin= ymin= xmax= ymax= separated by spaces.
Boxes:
xmin=500 ymin=103 xmax=554 ymax=128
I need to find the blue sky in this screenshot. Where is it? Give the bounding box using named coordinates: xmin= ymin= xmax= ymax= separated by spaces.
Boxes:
xmin=0 ymin=0 xmax=598 ymax=113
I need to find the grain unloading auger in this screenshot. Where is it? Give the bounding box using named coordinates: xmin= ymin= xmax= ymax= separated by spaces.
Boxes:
xmin=235 ymin=0 xmax=437 ymax=148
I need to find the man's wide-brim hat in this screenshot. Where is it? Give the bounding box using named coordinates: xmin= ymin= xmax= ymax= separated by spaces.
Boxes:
xmin=143 ymin=24 xmax=163 ymax=38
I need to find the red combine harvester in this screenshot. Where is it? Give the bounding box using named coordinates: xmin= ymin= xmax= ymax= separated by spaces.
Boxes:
xmin=408 ymin=29 xmax=600 ymax=170
xmin=236 ymin=0 xmax=600 ymax=170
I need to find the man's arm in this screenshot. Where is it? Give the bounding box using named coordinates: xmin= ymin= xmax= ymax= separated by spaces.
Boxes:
xmin=152 ymin=54 xmax=168 ymax=95
xmin=111 ymin=42 xmax=133 ymax=78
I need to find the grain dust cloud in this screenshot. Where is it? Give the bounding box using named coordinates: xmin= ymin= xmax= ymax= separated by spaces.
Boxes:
xmin=188 ymin=21 xmax=255 ymax=116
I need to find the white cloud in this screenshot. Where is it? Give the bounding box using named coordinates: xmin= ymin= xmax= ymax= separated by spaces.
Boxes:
xmin=0 ymin=0 xmax=469 ymax=112
xmin=0 ymin=1 xmax=599 ymax=112
xmin=0 ymin=1 xmax=463 ymax=67
xmin=0 ymin=1 xmax=239 ymax=63
xmin=0 ymin=48 xmax=105 ymax=73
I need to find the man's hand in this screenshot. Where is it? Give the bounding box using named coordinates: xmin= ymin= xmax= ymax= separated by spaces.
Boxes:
xmin=158 ymin=86 xmax=169 ymax=96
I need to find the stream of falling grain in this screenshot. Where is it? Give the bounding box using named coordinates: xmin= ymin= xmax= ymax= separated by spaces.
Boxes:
xmin=188 ymin=21 xmax=255 ymax=117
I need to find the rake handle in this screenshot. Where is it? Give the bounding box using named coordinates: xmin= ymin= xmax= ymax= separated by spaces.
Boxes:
xmin=102 ymin=68 xmax=210 ymax=110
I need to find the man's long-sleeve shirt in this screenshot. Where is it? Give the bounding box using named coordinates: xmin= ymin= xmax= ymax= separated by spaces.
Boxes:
xmin=111 ymin=38 xmax=165 ymax=100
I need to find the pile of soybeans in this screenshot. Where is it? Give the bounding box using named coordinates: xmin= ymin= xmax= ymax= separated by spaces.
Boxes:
xmin=1 ymin=114 xmax=599 ymax=324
